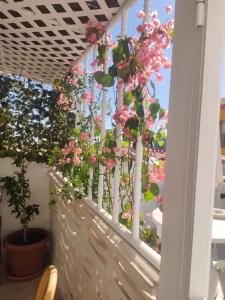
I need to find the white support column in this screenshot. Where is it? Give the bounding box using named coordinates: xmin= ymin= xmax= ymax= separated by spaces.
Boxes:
xmin=97 ymin=40 xmax=108 ymax=210
xmin=158 ymin=0 xmax=225 ymax=299
xmin=83 ymin=53 xmax=89 ymax=115
xmin=112 ymin=9 xmax=128 ymax=223
xmin=88 ymin=45 xmax=97 ymax=201
xmin=132 ymin=0 xmax=150 ymax=240
xmin=132 ymin=134 xmax=144 ymax=240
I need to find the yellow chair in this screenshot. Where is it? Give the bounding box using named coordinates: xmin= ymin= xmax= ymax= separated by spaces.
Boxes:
xmin=35 ymin=265 xmax=58 ymax=300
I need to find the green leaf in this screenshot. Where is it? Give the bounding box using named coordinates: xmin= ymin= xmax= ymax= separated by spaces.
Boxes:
xmin=117 ymin=66 xmax=130 ymax=82
xmin=141 ymin=176 xmax=148 ymax=193
xmin=98 ymin=44 xmax=107 ymax=60
xmin=150 ymin=102 xmax=160 ymax=120
xmin=49 ymin=199 xmax=57 ymax=207
xmin=157 ymin=140 xmax=164 ymax=147
xmin=112 ymin=38 xmax=130 ymax=64
xmin=124 ymin=117 xmax=139 ymax=130
xmin=108 ymin=65 xmax=117 ymax=78
xmin=123 ymin=91 xmax=133 ymax=106
xmin=159 ymin=108 xmax=165 ymax=119
xmin=93 ymin=71 xmax=105 ymax=85
xmin=144 ymin=190 xmax=154 ymax=202
xmin=132 ymin=86 xmax=143 ymax=102
xmin=124 ymin=202 xmax=131 ymax=211
xmin=136 ymin=103 xmax=144 ymax=118
xmin=102 ymin=74 xmax=114 ymax=87
xmin=150 ymin=183 xmax=160 ymax=196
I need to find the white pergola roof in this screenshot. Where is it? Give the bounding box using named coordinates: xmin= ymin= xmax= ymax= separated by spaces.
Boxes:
xmin=0 ymin=0 xmax=129 ymax=83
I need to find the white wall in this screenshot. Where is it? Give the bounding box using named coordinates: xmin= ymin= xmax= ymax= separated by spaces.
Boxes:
xmin=0 ymin=158 xmax=49 ymax=239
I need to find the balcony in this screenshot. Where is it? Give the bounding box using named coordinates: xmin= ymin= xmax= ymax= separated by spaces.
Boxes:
xmin=0 ymin=1 xmax=225 ymax=300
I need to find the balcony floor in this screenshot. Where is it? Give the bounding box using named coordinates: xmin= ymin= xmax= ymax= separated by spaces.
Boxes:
xmin=0 ymin=275 xmax=40 ymax=300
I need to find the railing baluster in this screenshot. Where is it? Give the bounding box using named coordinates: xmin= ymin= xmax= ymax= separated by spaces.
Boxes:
xmin=97 ymin=35 xmax=108 ymax=210
xmin=88 ymin=45 xmax=97 ymax=201
xmin=112 ymin=9 xmax=128 ymax=223
xmin=132 ymin=0 xmax=151 ymax=240
xmin=83 ymin=53 xmax=89 ymax=116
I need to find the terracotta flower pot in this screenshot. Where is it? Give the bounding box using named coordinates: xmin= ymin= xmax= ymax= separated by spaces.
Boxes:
xmin=5 ymin=228 xmax=48 ymax=278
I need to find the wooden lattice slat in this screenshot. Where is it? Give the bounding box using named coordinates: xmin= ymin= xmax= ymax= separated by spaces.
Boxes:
xmin=0 ymin=0 xmax=128 ymax=83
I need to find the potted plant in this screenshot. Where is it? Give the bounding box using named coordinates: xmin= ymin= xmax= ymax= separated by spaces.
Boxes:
xmin=0 ymin=159 xmax=48 ymax=279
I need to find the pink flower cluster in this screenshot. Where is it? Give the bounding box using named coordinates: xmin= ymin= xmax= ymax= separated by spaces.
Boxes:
xmin=104 ymin=159 xmax=116 ymax=172
xmin=86 ymin=20 xmax=106 ymax=44
xmin=113 ymin=10 xmax=173 ymax=93
xmin=57 ymin=93 xmax=76 ymax=111
xmin=57 ymin=64 xmax=85 ymax=111
xmin=134 ymin=15 xmax=173 ymax=86
xmin=148 ymin=164 xmax=165 ymax=183
xmin=113 ymin=106 xmax=134 ymax=128
xmin=59 ymin=139 xmax=84 ymax=166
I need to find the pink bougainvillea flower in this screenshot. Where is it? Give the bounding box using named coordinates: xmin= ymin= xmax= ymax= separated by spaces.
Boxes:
xmin=113 ymin=106 xmax=133 ymax=129
xmin=95 ymin=114 xmax=102 ymax=126
xmin=80 ymin=132 xmax=89 ymax=141
xmin=66 ymin=157 xmax=71 ymax=163
xmin=82 ymin=91 xmax=92 ymax=104
xmin=87 ymin=20 xmax=93 ymax=26
xmin=69 ymin=140 xmax=75 ymax=149
xmin=156 ymin=73 xmax=164 ymax=83
xmin=165 ymin=5 xmax=173 ymax=14
xmin=73 ymin=156 xmax=81 ymax=165
xmin=102 ymin=147 xmax=111 ymax=154
xmin=57 ymin=94 xmax=68 ymax=106
xmin=156 ymin=195 xmax=163 ymax=204
xmin=104 ymin=159 xmax=116 ymax=172
xmin=116 ymin=80 xmax=123 ymax=91
xmin=149 ymin=165 xmax=165 ymax=182
xmin=113 ymin=146 xmax=120 ymax=153
xmin=163 ymin=111 xmax=168 ymax=122
xmin=73 ymin=65 xmax=83 ymax=76
xmin=146 ymin=117 xmax=155 ymax=130
xmin=121 ymin=211 xmax=131 ymax=220
xmin=136 ymin=10 xmax=145 ymax=19
xmin=136 ymin=24 xmax=144 ymax=33
xmin=90 ymin=154 xmax=96 ymax=164
xmin=121 ymin=148 xmax=128 ymax=157
xmin=163 ymin=60 xmax=172 ymax=69
xmin=73 ymin=148 xmax=82 ymax=155
xmin=151 ymin=10 xmax=158 ymax=19
xmin=153 ymin=19 xmax=160 ymax=27
xmin=70 ymin=78 xmax=78 ymax=87
xmin=58 ymin=159 xmax=65 ymax=165
xmin=70 ymin=101 xmax=76 ymax=110
xmin=123 ymin=128 xmax=132 ymax=139
xmin=61 ymin=148 xmax=70 ymax=156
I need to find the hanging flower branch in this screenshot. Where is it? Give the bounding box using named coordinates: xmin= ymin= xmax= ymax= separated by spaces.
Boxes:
xmin=50 ymin=8 xmax=174 ymax=251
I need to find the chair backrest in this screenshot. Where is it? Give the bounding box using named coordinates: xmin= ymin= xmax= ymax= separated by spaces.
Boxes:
xmin=35 ymin=265 xmax=58 ymax=300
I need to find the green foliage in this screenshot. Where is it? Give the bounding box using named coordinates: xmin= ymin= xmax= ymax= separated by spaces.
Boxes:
xmin=124 ymin=117 xmax=139 ymax=130
xmin=93 ymin=71 xmax=114 ymax=87
xmin=112 ymin=37 xmax=130 ymax=64
xmin=0 ymin=160 xmax=39 ymax=243
xmin=93 ymin=71 xmax=105 ymax=85
xmin=0 ymin=75 xmax=70 ymax=163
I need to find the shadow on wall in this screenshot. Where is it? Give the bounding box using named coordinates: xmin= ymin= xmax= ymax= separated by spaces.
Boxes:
xmin=0 ymin=158 xmax=49 ymax=240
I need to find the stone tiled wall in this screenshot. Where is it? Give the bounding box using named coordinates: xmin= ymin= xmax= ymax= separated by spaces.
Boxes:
xmin=49 ymin=174 xmax=159 ymax=300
